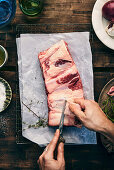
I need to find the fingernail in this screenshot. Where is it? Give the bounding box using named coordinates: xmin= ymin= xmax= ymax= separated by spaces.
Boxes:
xmin=56 ymin=129 xmax=59 ymax=133
xmin=59 ymin=142 xmax=64 ymax=150
xmin=60 ymin=142 xmax=64 ymax=146
xmin=69 ymin=103 xmax=73 ymax=108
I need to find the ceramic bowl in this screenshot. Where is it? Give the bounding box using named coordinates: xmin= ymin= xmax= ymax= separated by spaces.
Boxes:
xmin=0 ymin=45 xmax=8 ymax=68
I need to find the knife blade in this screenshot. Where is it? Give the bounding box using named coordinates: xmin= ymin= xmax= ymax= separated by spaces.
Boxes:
xmin=58 ymin=100 xmax=67 ymax=143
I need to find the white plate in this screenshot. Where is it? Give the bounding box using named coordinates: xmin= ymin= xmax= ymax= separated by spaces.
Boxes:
xmin=92 ymin=0 xmax=114 ymax=50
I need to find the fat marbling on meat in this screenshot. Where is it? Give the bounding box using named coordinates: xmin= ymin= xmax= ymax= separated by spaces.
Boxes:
xmin=38 ymin=40 xmax=84 ymax=127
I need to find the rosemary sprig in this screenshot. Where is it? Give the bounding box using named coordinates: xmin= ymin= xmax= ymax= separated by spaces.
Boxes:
xmin=102 ymin=96 xmax=114 ymax=121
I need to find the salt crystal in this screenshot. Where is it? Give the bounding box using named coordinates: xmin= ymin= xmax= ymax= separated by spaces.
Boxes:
xmin=0 ymin=82 xmax=6 ymax=111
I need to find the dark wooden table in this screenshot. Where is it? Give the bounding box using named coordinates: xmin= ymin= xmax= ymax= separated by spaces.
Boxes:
xmin=0 ymin=0 xmax=114 ymax=169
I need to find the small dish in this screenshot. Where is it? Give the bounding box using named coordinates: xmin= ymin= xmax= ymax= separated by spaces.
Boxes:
xmin=98 ymin=78 xmax=114 ymax=117
xmin=0 ymin=45 xmax=8 ymax=68
xmin=98 ymin=78 xmax=114 ymax=153
xmin=0 ymin=77 xmax=12 ymax=113
xmin=92 ymin=0 xmax=114 ymax=50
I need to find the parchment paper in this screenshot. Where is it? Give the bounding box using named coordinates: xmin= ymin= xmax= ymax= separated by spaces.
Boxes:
xmin=16 ymin=32 xmax=97 ymax=146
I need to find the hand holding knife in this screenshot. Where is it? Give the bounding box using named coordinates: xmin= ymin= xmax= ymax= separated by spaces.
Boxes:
xmin=38 ymin=100 xmax=66 ymax=169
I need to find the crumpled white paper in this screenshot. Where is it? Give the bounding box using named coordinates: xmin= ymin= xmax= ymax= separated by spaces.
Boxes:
xmin=16 ymin=32 xmax=97 ymax=146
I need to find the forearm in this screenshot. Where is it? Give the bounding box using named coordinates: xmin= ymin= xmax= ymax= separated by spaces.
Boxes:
xmin=99 ymin=119 xmax=114 ymax=143
xmin=69 ymin=99 xmax=114 ymax=143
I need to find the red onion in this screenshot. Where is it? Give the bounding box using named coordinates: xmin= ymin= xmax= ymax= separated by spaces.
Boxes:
xmin=102 ymin=1 xmax=114 ymax=23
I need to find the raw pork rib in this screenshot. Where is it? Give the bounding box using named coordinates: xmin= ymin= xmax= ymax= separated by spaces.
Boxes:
xmin=38 ymin=40 xmax=84 ymax=126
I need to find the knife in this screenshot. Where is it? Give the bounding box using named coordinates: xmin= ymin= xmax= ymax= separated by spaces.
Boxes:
xmin=58 ymin=100 xmax=67 ymax=143
xmin=54 ymin=100 xmax=67 ymax=158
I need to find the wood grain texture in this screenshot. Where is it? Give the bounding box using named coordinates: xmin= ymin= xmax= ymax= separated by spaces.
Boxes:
xmin=0 ymin=0 xmax=114 ymax=169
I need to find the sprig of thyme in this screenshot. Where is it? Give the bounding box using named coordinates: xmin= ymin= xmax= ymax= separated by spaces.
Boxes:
xmin=22 ymin=101 xmax=48 ymax=130
xmin=28 ymin=118 xmax=48 ymax=128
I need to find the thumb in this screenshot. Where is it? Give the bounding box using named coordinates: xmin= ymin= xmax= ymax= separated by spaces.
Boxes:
xmin=69 ymin=103 xmax=85 ymax=122
xmin=74 ymin=98 xmax=85 ymax=109
xmin=57 ymin=143 xmax=64 ymax=162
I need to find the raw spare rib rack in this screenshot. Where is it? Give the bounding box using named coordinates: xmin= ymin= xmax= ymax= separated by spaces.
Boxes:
xmin=16 ymin=23 xmax=93 ymax=144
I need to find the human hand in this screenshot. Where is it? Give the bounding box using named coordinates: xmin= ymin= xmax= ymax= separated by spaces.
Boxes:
xmin=38 ymin=129 xmax=65 ymax=170
xmin=69 ymin=99 xmax=110 ymax=132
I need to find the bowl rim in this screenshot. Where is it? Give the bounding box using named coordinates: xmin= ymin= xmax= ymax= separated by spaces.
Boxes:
xmin=0 ymin=45 xmax=8 ymax=68
xmin=0 ymin=0 xmax=16 ymax=28
xmin=0 ymin=77 xmax=12 ymax=113
xmin=98 ymin=78 xmax=114 ymax=122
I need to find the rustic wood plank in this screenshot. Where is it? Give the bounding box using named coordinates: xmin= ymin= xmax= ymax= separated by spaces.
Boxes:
xmin=93 ymin=53 xmax=114 ymax=68
xmin=14 ymin=0 xmax=95 ymax=24
xmin=0 ymin=0 xmax=114 ymax=169
xmin=14 ymin=13 xmax=92 ymax=24
xmin=0 ymin=140 xmax=114 ymax=169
